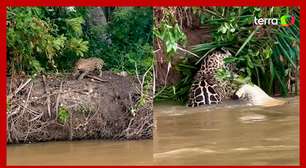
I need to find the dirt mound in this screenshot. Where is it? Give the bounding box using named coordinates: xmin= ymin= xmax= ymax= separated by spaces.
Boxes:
xmin=7 ymin=71 xmax=153 ymax=144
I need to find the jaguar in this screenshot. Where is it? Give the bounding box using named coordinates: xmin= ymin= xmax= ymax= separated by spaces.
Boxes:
xmin=187 ymin=49 xmax=237 ymax=107
xmin=74 ymin=57 xmax=104 ymax=80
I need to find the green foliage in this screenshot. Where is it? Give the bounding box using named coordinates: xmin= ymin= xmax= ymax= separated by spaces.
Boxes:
xmin=154 ymin=22 xmax=186 ymax=57
xmin=155 ymin=62 xmax=197 ymax=103
xmin=7 ymin=7 xmax=153 ymax=76
xmin=155 ymin=7 xmax=299 ymax=102
xmin=216 ymin=68 xmax=252 ymax=86
xmin=66 ymin=17 xmax=84 ymax=36
xmin=58 ymin=106 xmax=69 ymax=124
xmin=194 ymin=7 xmax=300 ymax=96
xmin=85 ymin=7 xmax=153 ymax=75
xmin=130 ymin=64 xmax=153 ymax=116
xmin=66 ymin=38 xmax=89 ymax=57
xmin=7 ymin=7 xmax=89 ymax=74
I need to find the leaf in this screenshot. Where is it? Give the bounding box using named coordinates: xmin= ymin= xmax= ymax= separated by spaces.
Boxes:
xmin=65 ymin=17 xmax=84 ymax=36
xmin=235 ymin=26 xmax=260 ymax=56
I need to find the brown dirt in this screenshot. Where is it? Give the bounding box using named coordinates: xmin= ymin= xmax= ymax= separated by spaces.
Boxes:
xmin=154 ymin=26 xmax=212 ymax=87
xmin=184 ymin=27 xmax=212 ymax=47
xmin=7 ymin=71 xmax=153 ymax=144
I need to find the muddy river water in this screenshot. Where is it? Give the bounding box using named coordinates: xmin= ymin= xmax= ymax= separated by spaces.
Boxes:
xmin=154 ymin=97 xmax=299 ymax=165
xmin=7 ymin=140 xmax=154 ymax=165
xmin=7 ymin=97 xmax=299 ymax=165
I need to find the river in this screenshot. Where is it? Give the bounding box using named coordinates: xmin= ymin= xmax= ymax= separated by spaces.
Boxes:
xmin=7 ymin=97 xmax=299 ymax=165
xmin=154 ymin=97 xmax=299 ymax=165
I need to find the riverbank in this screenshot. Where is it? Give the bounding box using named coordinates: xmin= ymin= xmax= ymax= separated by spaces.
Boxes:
xmin=7 ymin=71 xmax=153 ymax=144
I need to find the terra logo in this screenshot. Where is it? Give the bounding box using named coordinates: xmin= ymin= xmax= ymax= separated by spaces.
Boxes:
xmin=280 ymin=15 xmax=295 ymax=27
xmin=254 ymin=15 xmax=295 ymax=27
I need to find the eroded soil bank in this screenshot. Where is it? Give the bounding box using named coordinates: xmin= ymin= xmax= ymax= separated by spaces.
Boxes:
xmin=7 ymin=71 xmax=153 ymax=144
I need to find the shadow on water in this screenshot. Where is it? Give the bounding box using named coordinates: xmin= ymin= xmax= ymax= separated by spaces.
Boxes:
xmin=7 ymin=97 xmax=299 ymax=165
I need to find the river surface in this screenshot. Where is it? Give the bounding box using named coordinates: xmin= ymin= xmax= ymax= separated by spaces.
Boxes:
xmin=7 ymin=140 xmax=153 ymax=165
xmin=154 ymin=97 xmax=299 ymax=165
xmin=7 ymin=97 xmax=299 ymax=165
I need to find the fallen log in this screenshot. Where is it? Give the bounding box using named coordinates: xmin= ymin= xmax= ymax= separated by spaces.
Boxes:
xmin=7 ymin=71 xmax=153 ymax=144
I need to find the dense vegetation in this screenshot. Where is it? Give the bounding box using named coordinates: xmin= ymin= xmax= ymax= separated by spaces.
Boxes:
xmin=7 ymin=7 xmax=154 ymax=141
xmin=154 ymin=7 xmax=300 ymax=103
xmin=7 ymin=7 xmax=153 ymax=76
